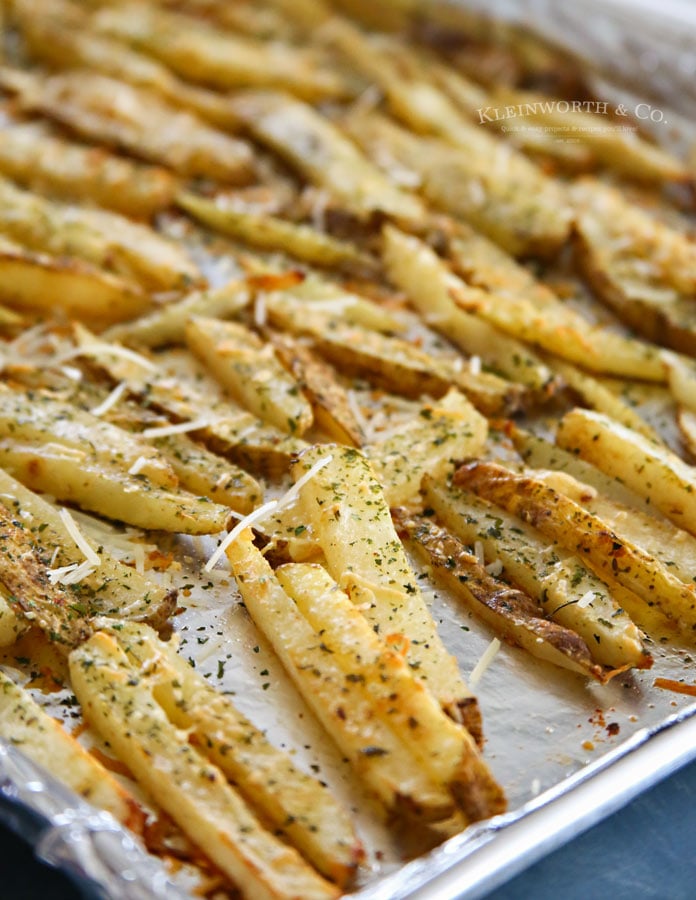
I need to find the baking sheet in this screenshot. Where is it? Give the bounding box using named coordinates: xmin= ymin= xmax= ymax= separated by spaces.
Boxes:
xmin=2 ymin=1 xmax=696 ymax=898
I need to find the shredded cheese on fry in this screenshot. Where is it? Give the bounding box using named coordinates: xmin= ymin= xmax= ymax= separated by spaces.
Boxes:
xmin=128 ymin=455 xmax=150 ymax=476
xmin=204 ymin=499 xmax=279 ymax=571
xmin=61 ymin=343 xmax=157 ymax=372
xmin=469 ymin=637 xmax=501 ymax=688
xmin=469 ymin=355 xmax=482 ymax=375
xmin=90 ymin=381 xmax=128 ymax=418
xmin=142 ymin=417 xmax=211 ymax=438
xmin=485 ymin=559 xmax=503 ymax=577
xmin=577 ymin=590 xmax=596 ymax=608
xmin=58 ymin=508 xmax=100 ymax=567
xmin=47 ymin=559 xmax=97 ymax=586
xmin=254 ymin=294 xmax=267 ymax=328
xmin=474 ymin=540 xmax=485 ymax=566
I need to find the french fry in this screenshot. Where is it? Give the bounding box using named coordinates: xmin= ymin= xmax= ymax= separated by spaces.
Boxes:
xmin=98 ymin=620 xmax=363 ymax=886
xmin=0 ymin=177 xmax=201 ymax=292
xmin=177 ymin=192 xmax=372 ymax=271
xmin=345 ymin=110 xmax=571 ymax=257
xmin=366 ymin=389 xmax=488 ymax=506
xmin=8 ymin=67 xmax=253 ymax=182
xmin=270 ymin=332 xmax=366 ymax=447
xmin=451 ymin=281 xmax=666 ymax=382
xmin=0 ymin=236 xmax=148 ymax=326
xmin=104 ymin=280 xmax=250 ymax=349
xmin=0 ymin=672 xmax=146 ymax=832
xmin=544 ymin=358 xmax=664 ymax=442
xmin=292 ymin=445 xmax=481 ymax=732
xmin=0 ymin=467 xmax=176 ymax=629
xmin=92 ymin=3 xmax=351 ymax=100
xmin=422 ymin=476 xmax=651 ymax=668
xmin=453 ymin=460 xmax=696 ymax=637
xmin=186 ymin=316 xmax=314 ymax=435
xmin=11 ymin=0 xmax=244 ymax=130
xmin=394 ymin=510 xmax=608 ymax=680
xmin=225 ymin=531 xmax=457 ymax=822
xmin=70 ymin=631 xmax=341 ymax=900
xmin=230 ymin=90 xmax=424 ymax=221
xmin=276 ymin=562 xmax=505 ymax=822
xmin=556 ymin=408 xmax=696 ymax=535
xmin=0 ymin=121 xmax=176 ymax=218
xmin=381 ymin=226 xmax=557 ymax=393
xmin=572 ymin=178 xmax=696 ymax=353
xmin=0 ymin=390 xmax=230 ymax=532
xmin=663 ymin=351 xmax=696 ymax=414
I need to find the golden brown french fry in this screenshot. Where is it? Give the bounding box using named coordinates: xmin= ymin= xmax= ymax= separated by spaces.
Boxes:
xmin=230 ymin=90 xmax=424 ymax=221
xmin=556 ymin=407 xmax=696 ymax=536
xmin=186 ymin=316 xmax=314 ymax=435
xmin=70 ymin=632 xmax=341 ymax=900
xmin=292 ymin=445 xmax=481 ymax=732
xmin=0 ymin=121 xmax=176 ymax=217
xmin=93 ymin=3 xmax=351 ymax=100
xmin=225 ymin=530 xmax=457 ymax=822
xmin=276 ymin=562 xmax=505 ymax=822
xmin=8 ymin=67 xmax=253 ymax=182
xmin=104 ymin=280 xmax=250 ymax=349
xmin=0 ymin=177 xmax=201 ymax=292
xmin=345 ymin=110 xmax=571 ymax=257
xmin=366 ymin=389 xmax=488 ymax=506
xmin=269 ymin=332 xmax=366 ymax=446
xmin=0 ymin=672 xmax=146 ymax=832
xmin=177 ymin=192 xmax=372 ymax=271
xmin=99 ymin=620 xmax=364 ymax=887
xmin=422 ymin=476 xmax=651 ymax=668
xmin=453 ymin=460 xmax=696 ymax=637
xmin=0 ymin=236 xmax=148 ymax=326
xmin=381 ymin=226 xmax=557 ymax=393
xmin=394 ymin=510 xmax=608 ymax=680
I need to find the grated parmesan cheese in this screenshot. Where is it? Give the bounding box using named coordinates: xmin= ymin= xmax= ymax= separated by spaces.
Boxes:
xmin=254 ymin=294 xmax=267 ymax=329
xmin=142 ymin=417 xmax=211 ymax=438
xmin=204 ymin=454 xmax=333 ymax=572
xmin=128 ymin=455 xmax=150 ymax=476
xmin=47 ymin=559 xmax=97 ymax=586
xmin=469 ymin=637 xmax=501 ymax=688
xmin=485 ymin=559 xmax=504 ymax=577
xmin=469 ymin=355 xmax=482 ymax=375
xmin=61 ymin=342 xmax=157 ymax=372
xmin=58 ymin=507 xmax=100 ymax=567
xmin=474 ymin=540 xmax=485 ymax=567
xmin=90 ymin=381 xmax=128 ymax=418
xmin=577 ymin=590 xmax=596 ymax=608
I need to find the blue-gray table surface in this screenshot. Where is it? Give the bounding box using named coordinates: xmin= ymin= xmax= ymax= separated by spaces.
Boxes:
xmin=2 ymin=757 xmax=695 ymax=899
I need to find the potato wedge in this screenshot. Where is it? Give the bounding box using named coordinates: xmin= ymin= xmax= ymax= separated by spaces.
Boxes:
xmin=70 ymin=632 xmax=340 ymax=900
xmin=12 ymin=0 xmax=243 ymax=130
xmin=292 ymin=445 xmax=481 ymax=731
xmin=395 ymin=510 xmax=607 ymax=680
xmin=186 ymin=316 xmax=313 ymax=435
xmin=381 ymin=226 xmax=557 ymax=393
xmin=556 ymin=408 xmax=696 ymax=535
xmin=422 ymin=476 xmax=650 ymax=668
xmin=104 ymin=280 xmax=250 ymax=349
xmin=0 ymin=121 xmax=176 ymax=218
xmin=270 ymin=332 xmax=366 ymax=447
xmin=0 ymin=672 xmax=146 ymax=832
xmin=225 ymin=530 xmax=456 ymax=822
xmin=93 ymin=3 xmax=350 ymax=101
xmin=572 ymin=178 xmax=696 ymax=353
xmin=366 ymin=389 xmax=488 ymax=506
xmin=0 ymin=177 xmax=201 ymax=292
xmin=277 ymin=562 xmax=505 ymax=822
xmin=453 ymin=460 xmax=696 ymax=637
xmin=663 ymin=351 xmax=696 ymax=414
xmin=177 ymin=192 xmax=372 ymax=271
xmin=230 ymin=90 xmax=424 ymax=221
xmin=10 ymin=68 xmax=253 ymax=182
xmin=0 ymin=467 xmax=175 ymax=629
xmin=0 ymin=236 xmax=148 ymax=326
xmin=345 ymin=110 xmax=571 ymax=257
xmin=98 ymin=620 xmax=363 ymax=886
